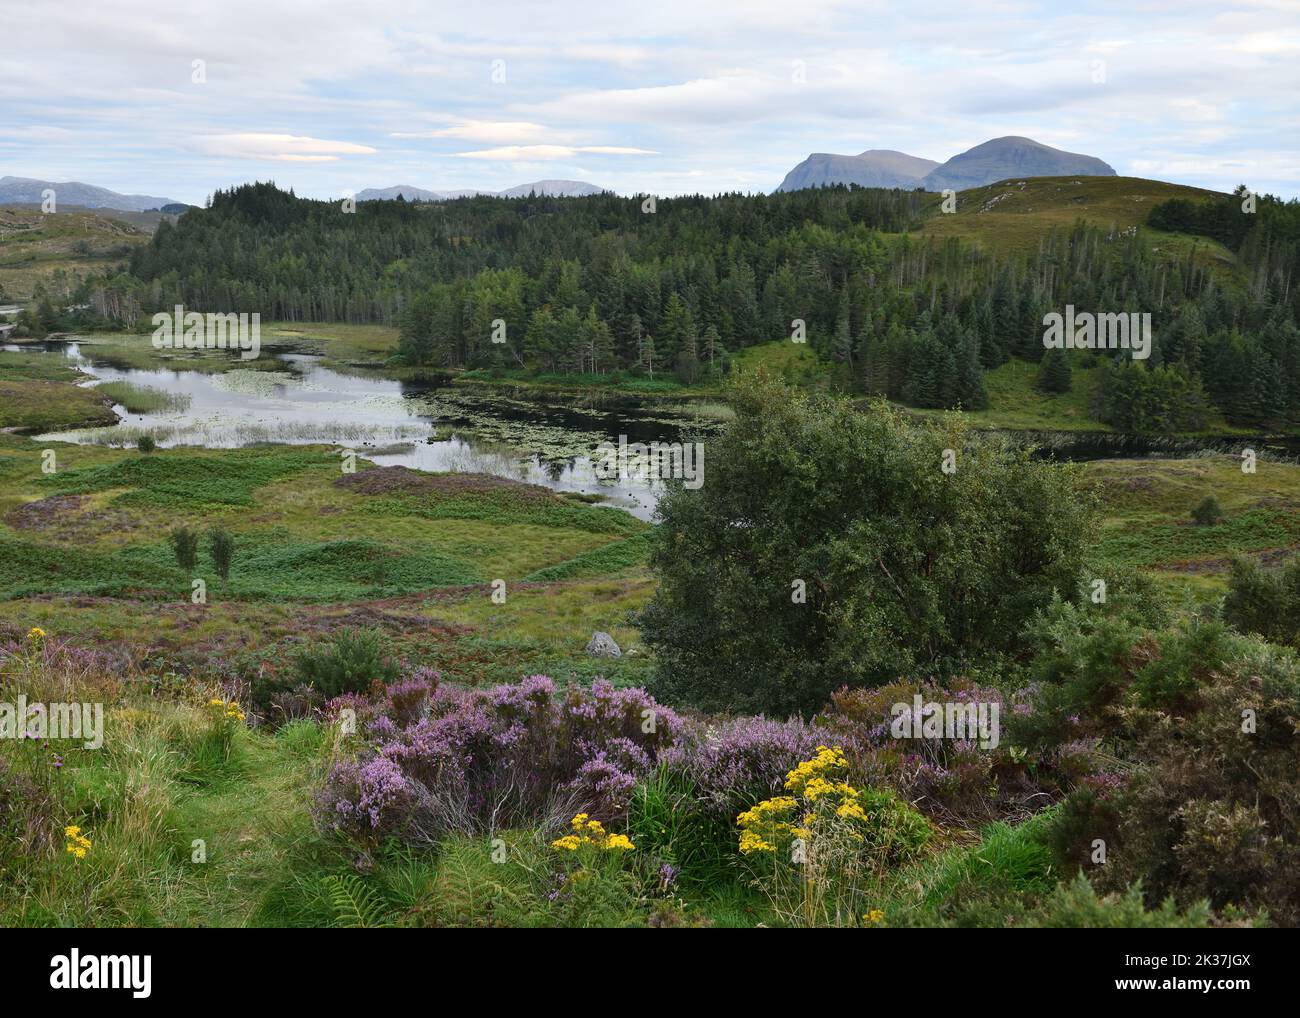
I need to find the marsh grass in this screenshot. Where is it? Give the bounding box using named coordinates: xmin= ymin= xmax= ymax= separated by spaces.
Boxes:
xmin=93 ymin=380 xmax=192 ymax=414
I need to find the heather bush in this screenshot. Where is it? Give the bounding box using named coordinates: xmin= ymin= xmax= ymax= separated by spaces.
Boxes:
xmin=1025 ymin=602 xmax=1300 ymax=924
xmin=315 ymin=676 xmax=685 ymax=845
xmin=659 ymin=715 xmax=833 ymax=823
xmin=317 ymin=756 xmax=428 ymax=846
xmin=820 ymin=678 xmax=1074 ymax=827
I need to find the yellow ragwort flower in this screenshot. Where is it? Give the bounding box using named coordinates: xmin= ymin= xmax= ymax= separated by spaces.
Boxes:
xmin=28 ymin=626 xmax=47 ymax=641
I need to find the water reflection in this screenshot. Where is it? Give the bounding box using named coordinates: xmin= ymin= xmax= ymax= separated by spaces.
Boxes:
xmin=25 ymin=341 xmax=714 ymax=521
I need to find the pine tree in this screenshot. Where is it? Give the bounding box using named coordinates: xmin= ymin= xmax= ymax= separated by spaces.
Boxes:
xmin=1037 ymin=346 xmax=1073 ymax=393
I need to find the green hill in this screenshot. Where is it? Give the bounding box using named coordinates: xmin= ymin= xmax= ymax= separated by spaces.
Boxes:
xmin=918 ymin=175 xmax=1239 ymax=268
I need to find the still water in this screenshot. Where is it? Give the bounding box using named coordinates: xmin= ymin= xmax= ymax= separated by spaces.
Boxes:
xmin=24 ymin=339 xmax=723 ymax=521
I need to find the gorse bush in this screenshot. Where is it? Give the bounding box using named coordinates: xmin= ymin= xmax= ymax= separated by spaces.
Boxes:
xmin=169 ymin=525 xmax=199 ymax=572
xmin=209 ymin=528 xmax=235 ymax=581
xmin=293 ymin=628 xmax=400 ymax=700
xmin=641 ymin=374 xmax=1097 ymax=716
xmin=1021 ymin=601 xmax=1300 ymax=924
xmin=1222 ymin=554 xmax=1300 ymax=647
xmin=1191 ymin=495 xmax=1225 ymax=526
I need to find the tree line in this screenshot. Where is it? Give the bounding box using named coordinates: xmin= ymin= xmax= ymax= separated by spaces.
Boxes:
xmin=64 ymin=179 xmax=1300 ymax=430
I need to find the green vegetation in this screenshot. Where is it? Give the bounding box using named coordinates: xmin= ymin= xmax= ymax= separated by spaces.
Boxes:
xmin=5 ymin=177 xmax=1300 ymax=929
xmin=0 ymin=350 xmax=118 ymax=431
xmin=641 ymin=377 xmax=1094 ymax=715
xmin=59 ymin=178 xmax=1300 ymax=437
xmin=0 ymin=205 xmax=158 ymax=302
xmin=93 ymin=380 xmax=191 ymax=413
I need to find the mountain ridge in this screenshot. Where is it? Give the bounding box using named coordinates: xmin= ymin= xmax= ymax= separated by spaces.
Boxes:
xmin=0 ymin=176 xmax=179 ymax=212
xmin=356 ymin=179 xmax=606 ymax=202
xmin=775 ymin=136 xmax=1116 ymax=193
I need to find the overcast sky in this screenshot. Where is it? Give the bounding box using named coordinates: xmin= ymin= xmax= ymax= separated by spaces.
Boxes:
xmin=2 ymin=0 xmax=1297 ymax=203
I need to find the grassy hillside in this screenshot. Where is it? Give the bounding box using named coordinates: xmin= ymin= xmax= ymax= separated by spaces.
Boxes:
xmin=0 ymin=350 xmax=118 ymax=431
xmin=918 ymin=175 xmax=1240 ymax=269
xmin=0 ymin=435 xmax=654 ymax=688
xmin=0 ymin=205 xmax=167 ymax=302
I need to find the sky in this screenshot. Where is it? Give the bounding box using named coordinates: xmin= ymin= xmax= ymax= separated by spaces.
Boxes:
xmin=2 ymin=0 xmax=1298 ymax=204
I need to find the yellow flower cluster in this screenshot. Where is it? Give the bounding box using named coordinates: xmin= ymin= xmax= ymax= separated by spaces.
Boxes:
xmin=550 ymin=813 xmax=636 ymax=852
xmin=863 ymin=909 xmax=885 ymax=925
xmin=737 ymin=746 xmax=871 ymax=854
xmin=736 ymin=796 xmax=797 ymax=854
xmin=207 ymin=697 xmax=246 ymax=722
xmin=28 ymin=626 xmax=47 ymax=641
xmin=783 ymin=745 xmax=849 ymax=794
xmin=64 ymin=825 xmax=91 ymax=860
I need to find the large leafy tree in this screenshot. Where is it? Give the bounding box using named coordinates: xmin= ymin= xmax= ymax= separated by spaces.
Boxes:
xmin=640 ymin=375 xmax=1097 ymax=716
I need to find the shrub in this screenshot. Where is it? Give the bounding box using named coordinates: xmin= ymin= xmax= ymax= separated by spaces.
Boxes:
xmin=136 ymin=435 xmax=157 ymax=453
xmin=736 ymin=746 xmax=931 ymax=926
xmin=169 ymin=525 xmax=199 ymax=572
xmin=1024 ymin=874 xmax=1212 ymax=928
xmin=821 ymin=678 xmax=1069 ymax=826
xmin=640 ymin=374 xmax=1096 ymax=716
xmin=660 ymin=715 xmax=833 ymax=823
xmin=294 ymin=628 xmax=400 ymax=699
xmin=1190 ymin=495 xmax=1224 ymax=526
xmin=315 ymin=676 xmax=685 ymax=845
xmin=1222 ymin=554 xmax=1300 ymax=646
xmin=209 ymin=528 xmax=235 ymax=581
xmin=1027 ymin=603 xmax=1300 ymax=924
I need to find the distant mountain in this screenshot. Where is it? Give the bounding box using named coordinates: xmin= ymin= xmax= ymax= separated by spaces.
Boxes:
xmin=354 ymin=184 xmax=491 ymax=202
xmin=921 ymin=137 xmax=1115 ymax=191
xmin=776 ymin=137 xmax=1115 ymax=193
xmin=497 ymin=179 xmax=605 ymax=198
xmin=356 ymin=179 xmax=605 ymax=202
xmin=0 ymin=176 xmax=179 ymax=212
xmin=775 ymin=150 xmax=940 ymax=192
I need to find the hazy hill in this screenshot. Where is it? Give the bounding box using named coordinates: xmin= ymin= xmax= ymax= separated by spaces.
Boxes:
xmin=355 ymin=185 xmax=490 ymax=202
xmin=921 ymin=137 xmax=1115 ymax=191
xmin=0 ymin=176 xmax=179 ymax=212
xmin=775 ymin=150 xmax=940 ymax=192
xmin=777 ymin=136 xmax=1115 ymax=193
xmin=357 ymin=179 xmax=605 ymax=202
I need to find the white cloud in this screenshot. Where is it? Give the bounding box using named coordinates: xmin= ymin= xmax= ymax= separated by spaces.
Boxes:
xmin=190 ymin=134 xmax=377 ymax=162
xmin=394 ymin=119 xmax=552 ymax=144
xmin=454 ymin=144 xmax=657 ymax=161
